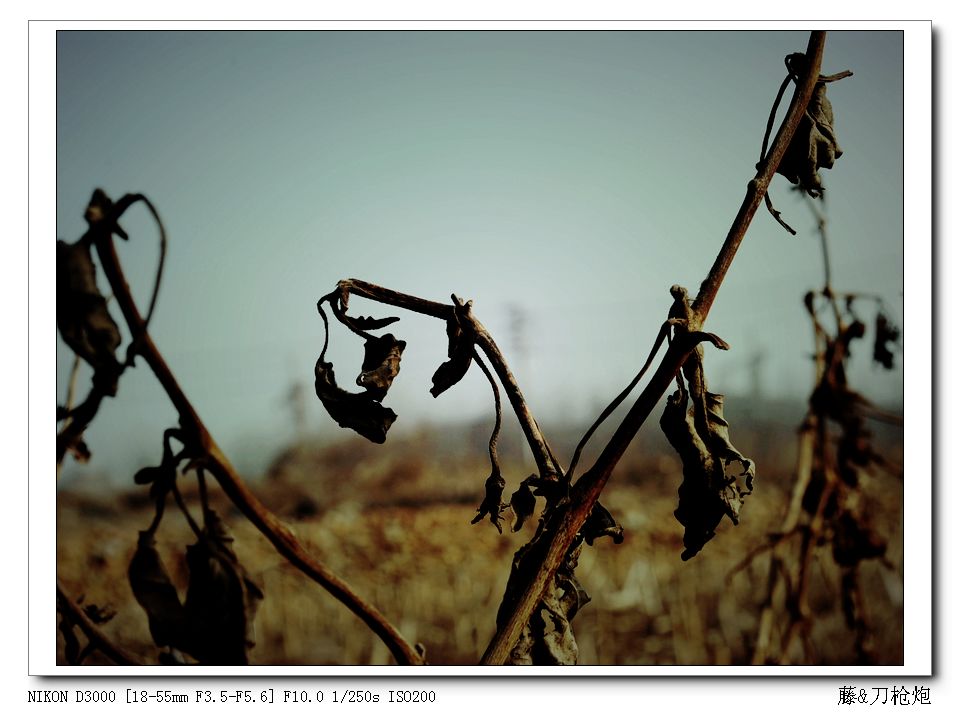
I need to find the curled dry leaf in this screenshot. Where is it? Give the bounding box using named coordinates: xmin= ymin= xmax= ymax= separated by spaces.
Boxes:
xmin=509 ymin=477 xmax=537 ymax=533
xmin=128 ymin=530 xmax=186 ymax=650
xmin=873 ymin=312 xmax=900 ymax=370
xmin=345 ymin=314 xmax=400 ymax=331
xmin=430 ymin=298 xmax=475 ymax=398
xmin=581 ymin=501 xmax=624 ymax=546
xmin=356 ymin=333 xmax=406 ymax=401
xmin=56 ymin=239 xmax=122 ymax=396
xmin=777 ymin=80 xmax=843 ymax=198
xmin=471 ymin=471 xmax=506 ymax=533
xmin=661 ymin=386 xmax=755 ymax=561
xmin=182 ymin=512 xmax=264 ymax=665
xmin=315 ymin=357 xmax=398 ymax=444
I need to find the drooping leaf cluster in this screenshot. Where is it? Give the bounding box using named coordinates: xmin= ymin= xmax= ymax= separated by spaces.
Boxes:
xmin=314 ymin=290 xmax=407 ymax=444
xmin=776 ymin=54 xmax=847 ymax=199
xmin=801 ymin=292 xmax=897 ymax=567
xmin=57 ymin=237 xmax=123 ymax=397
xmin=659 ymin=287 xmax=754 ymax=561
xmin=128 ymin=508 xmax=263 ymax=665
xmin=127 ymin=431 xmax=264 ymax=665
xmin=748 ymin=282 xmax=900 ymax=665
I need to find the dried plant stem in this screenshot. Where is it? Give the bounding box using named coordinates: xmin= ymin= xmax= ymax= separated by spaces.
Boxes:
xmin=479 ymin=31 xmax=828 ymax=666
xmin=90 ymin=224 xmax=424 ymax=666
xmin=56 ymin=581 xmax=143 ymax=666
xmin=803 ymin=194 xmax=844 ymax=329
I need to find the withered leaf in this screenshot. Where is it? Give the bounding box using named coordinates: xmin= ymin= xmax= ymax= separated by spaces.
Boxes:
xmin=430 ymin=314 xmax=474 ymax=398
xmin=873 ymin=312 xmax=900 ymax=370
xmin=777 ymin=82 xmax=843 ymax=197
xmin=832 ymin=509 xmax=886 ymax=567
xmin=134 ymin=463 xmax=174 ymax=486
xmin=182 ymin=512 xmax=264 ymax=665
xmin=471 ymin=471 xmax=506 ymax=533
xmin=57 ymin=239 xmax=122 ymax=396
xmin=356 ymin=333 xmax=406 ymax=401
xmin=660 ymin=388 xmax=755 ymax=561
xmin=346 ymin=314 xmax=400 ymax=331
xmin=509 ymin=477 xmax=537 ymax=532
xmin=315 ymin=357 xmax=397 ymax=443
xmin=128 ymin=531 xmax=186 ymax=649
xmin=581 ymin=501 xmax=624 ymax=546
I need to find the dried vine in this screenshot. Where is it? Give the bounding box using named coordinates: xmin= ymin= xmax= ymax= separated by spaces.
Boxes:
xmin=305 ymin=30 xmax=849 ymax=667
xmin=58 ymin=31 xmax=866 ymax=667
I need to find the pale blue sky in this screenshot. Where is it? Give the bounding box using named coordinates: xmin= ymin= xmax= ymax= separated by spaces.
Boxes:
xmin=55 ymin=30 xmax=904 ymax=480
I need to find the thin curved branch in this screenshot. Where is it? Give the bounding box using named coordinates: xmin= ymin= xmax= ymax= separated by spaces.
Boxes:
xmin=472 ymin=348 xmax=503 ymax=476
xmin=89 ymin=212 xmax=424 ymax=666
xmin=480 ymin=31 xmax=829 ymax=666
xmin=566 ymin=320 xmax=673 ymax=481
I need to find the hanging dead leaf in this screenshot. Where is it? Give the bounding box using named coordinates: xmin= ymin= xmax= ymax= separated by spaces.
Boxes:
xmin=581 ymin=501 xmax=624 ymax=546
xmin=430 ymin=299 xmax=475 ymax=398
xmin=57 ymin=238 xmax=122 ymax=396
xmin=509 ymin=477 xmax=537 ymax=532
xmin=471 ymin=471 xmax=506 ymax=533
xmin=128 ymin=531 xmax=186 ymax=649
xmin=347 ymin=314 xmax=401 ymax=331
xmin=315 ymin=358 xmax=398 ymax=443
xmin=777 ymin=81 xmax=843 ymax=197
xmin=660 ymin=386 xmax=755 ymax=561
xmin=873 ymin=312 xmax=900 ymax=370
xmin=181 ymin=512 xmax=264 ymax=665
xmin=356 ymin=333 xmax=405 ymax=401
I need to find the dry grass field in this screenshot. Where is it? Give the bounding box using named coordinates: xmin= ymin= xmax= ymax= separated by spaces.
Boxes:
xmin=56 ymin=405 xmax=904 ymax=667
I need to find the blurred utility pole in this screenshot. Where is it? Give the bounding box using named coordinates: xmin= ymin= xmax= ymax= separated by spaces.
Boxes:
xmin=285 ymin=378 xmax=307 ymax=442
xmin=748 ymin=347 xmax=767 ymax=399
xmin=504 ymin=303 xmax=531 ymax=461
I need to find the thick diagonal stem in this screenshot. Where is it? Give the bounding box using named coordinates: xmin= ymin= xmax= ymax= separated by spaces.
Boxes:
xmin=480 ymin=31 xmax=827 ymax=666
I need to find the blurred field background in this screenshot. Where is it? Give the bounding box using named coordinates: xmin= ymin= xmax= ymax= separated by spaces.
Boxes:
xmin=56 ymin=396 xmax=903 ymax=666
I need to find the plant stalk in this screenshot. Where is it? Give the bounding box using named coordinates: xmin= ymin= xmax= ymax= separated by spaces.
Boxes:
xmin=479 ymin=30 xmax=828 ymax=666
